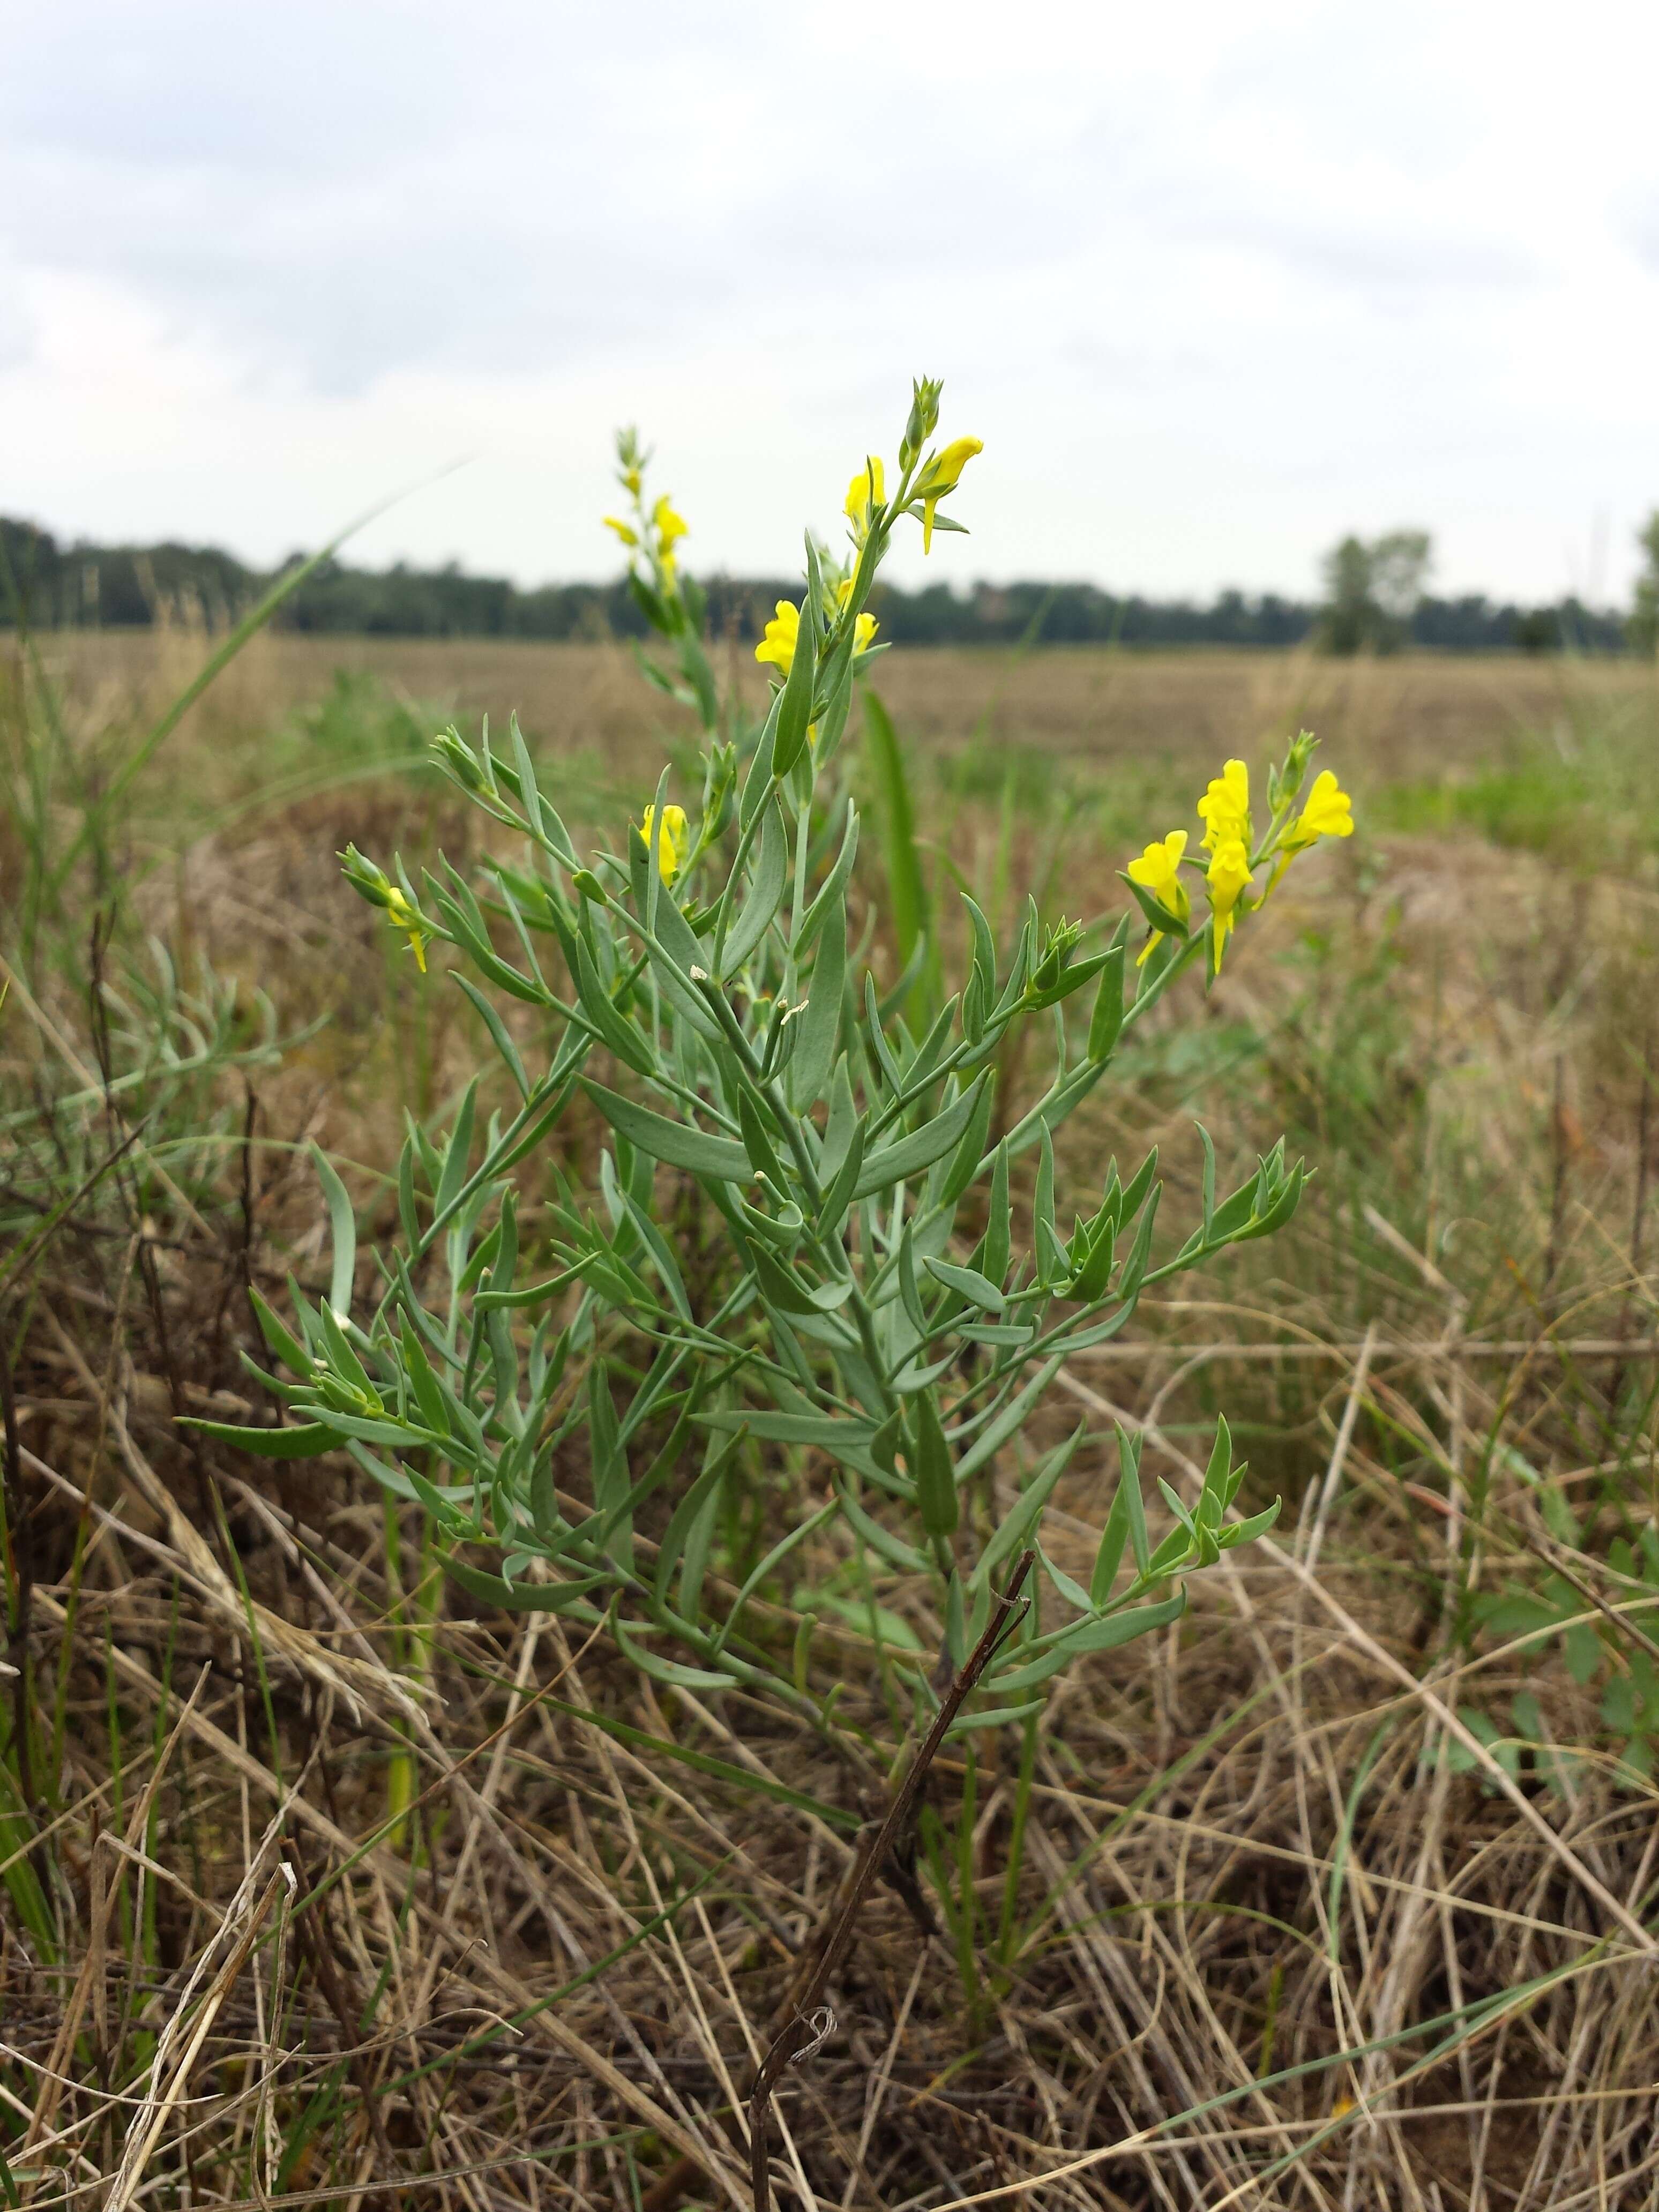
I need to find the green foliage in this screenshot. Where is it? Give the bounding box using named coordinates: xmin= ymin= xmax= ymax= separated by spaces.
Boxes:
xmin=1628 ymin=509 xmax=1659 ymax=658
xmin=212 ymin=384 xmax=1333 ymax=1736
xmin=1467 ymin=1494 xmax=1659 ymax=1788
xmin=1319 ymin=529 xmax=1433 ymax=655
xmin=1376 ymin=709 xmax=1659 ymax=870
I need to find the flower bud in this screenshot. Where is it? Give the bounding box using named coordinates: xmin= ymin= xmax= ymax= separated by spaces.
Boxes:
xmin=900 ymin=376 xmax=943 ymax=469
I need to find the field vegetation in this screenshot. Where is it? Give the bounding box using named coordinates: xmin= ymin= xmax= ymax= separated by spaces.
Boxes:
xmin=3 ymin=612 xmax=1658 ymax=2210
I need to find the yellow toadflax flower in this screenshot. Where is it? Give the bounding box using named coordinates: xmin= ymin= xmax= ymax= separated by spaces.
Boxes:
xmin=755 ymin=599 xmax=800 ymax=676
xmin=1197 ymin=759 xmax=1251 ymax=854
xmin=1291 ymin=768 xmax=1354 ymax=845
xmin=384 ymin=887 xmax=430 ymax=974
xmin=651 ymin=496 xmax=689 ymax=581
xmin=1206 ymin=836 xmax=1253 ymax=967
xmin=603 ymin=515 xmax=639 ymax=547
xmin=845 ymin=458 xmax=885 ymax=539
xmin=1265 ymin=768 xmax=1356 ymax=896
xmin=640 ymin=803 xmax=689 ymax=886
xmin=917 ymin=436 xmax=983 ymax=552
xmin=1126 ymin=829 xmax=1190 ymax=964
xmin=832 ymin=578 xmax=880 ymax=651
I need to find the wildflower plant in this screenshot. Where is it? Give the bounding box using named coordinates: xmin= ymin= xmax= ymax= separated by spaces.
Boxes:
xmin=200 ymin=377 xmax=1355 ymax=1750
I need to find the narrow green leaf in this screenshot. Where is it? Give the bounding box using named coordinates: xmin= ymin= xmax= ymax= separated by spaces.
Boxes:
xmin=1087 ymin=930 xmax=1127 ymax=1060
xmin=910 ymin=1393 xmax=959 ymax=1538
xmin=580 ymin=1080 xmax=753 ymax=1184
xmin=787 ymin=891 xmax=845 ymax=1112
xmin=441 ymin=1556 xmax=607 ymax=1615
xmin=311 ymin=1144 xmax=357 ymax=1319
xmin=855 ymin=1073 xmax=988 ymax=1200
xmin=796 ymin=803 xmax=860 ymax=955
xmin=862 ymin=690 xmax=929 ymax=968
xmin=452 ymin=972 xmax=531 ymax=1101
xmin=972 ymin=1423 xmax=1083 ymax=1590
xmin=611 ymin=1616 xmax=742 ymax=1692
xmin=722 ymin=797 xmax=788 ymax=971
xmin=923 ymin=1257 xmax=1005 ymax=1312
xmin=989 ymin=1592 xmax=1186 ymax=1694
xmin=180 ymin=1418 xmax=339 ymax=1460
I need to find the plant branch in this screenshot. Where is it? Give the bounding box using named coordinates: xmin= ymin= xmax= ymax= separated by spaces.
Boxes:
xmin=746 ymin=1546 xmax=1036 ymax=2212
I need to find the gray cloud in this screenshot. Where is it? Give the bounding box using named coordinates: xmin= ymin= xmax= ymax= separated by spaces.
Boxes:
xmin=5 ymin=0 xmax=1657 ymax=603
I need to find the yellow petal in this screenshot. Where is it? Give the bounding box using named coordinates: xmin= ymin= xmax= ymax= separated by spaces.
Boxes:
xmin=641 ymin=802 xmax=690 ymax=885
xmin=754 ymin=599 xmax=800 ymax=674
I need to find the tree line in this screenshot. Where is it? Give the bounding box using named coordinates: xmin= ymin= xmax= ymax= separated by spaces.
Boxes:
xmin=3 ymin=512 xmax=1651 ymax=656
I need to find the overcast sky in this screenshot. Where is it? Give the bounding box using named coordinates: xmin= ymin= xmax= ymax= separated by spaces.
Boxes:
xmin=6 ymin=0 xmax=1658 ymax=603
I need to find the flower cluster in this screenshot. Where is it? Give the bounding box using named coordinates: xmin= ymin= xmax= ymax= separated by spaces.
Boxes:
xmin=604 ymin=428 xmax=690 ymax=594
xmin=753 ymin=384 xmax=982 ymax=691
xmin=1125 ymin=739 xmax=1353 ymax=977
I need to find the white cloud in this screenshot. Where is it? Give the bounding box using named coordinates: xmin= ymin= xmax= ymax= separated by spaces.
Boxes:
xmin=5 ymin=0 xmax=1658 ymax=602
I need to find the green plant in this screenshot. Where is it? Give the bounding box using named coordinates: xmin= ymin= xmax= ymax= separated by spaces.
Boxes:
xmin=1628 ymin=510 xmax=1659 ymax=658
xmin=199 ymin=379 xmax=1355 ymax=1977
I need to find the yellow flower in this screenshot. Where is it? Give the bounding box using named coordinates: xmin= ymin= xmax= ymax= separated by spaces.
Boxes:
xmin=917 ymin=436 xmax=983 ymax=552
xmin=652 ymin=495 xmax=688 ymax=550
xmin=384 ymin=887 xmax=429 ymax=974
xmin=1265 ymin=768 xmax=1355 ymax=895
xmin=1206 ymin=836 xmax=1253 ymax=967
xmin=754 ymin=599 xmax=800 ymax=676
xmin=1197 ymin=759 xmax=1251 ymax=853
xmin=845 ymin=457 xmax=885 ymax=537
xmin=624 ymin=466 xmax=642 ymax=496
xmin=1126 ymin=829 xmax=1190 ymax=964
xmin=603 ymin=515 xmax=639 ymax=547
xmin=854 ymin=611 xmax=878 ymax=652
xmin=1292 ymin=769 xmax=1354 ymax=845
xmin=1127 ymin=829 xmax=1189 ymax=910
xmin=641 ymin=803 xmax=689 ymax=886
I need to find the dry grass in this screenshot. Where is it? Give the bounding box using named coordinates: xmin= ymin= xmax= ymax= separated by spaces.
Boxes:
xmin=3 ymin=630 xmax=1658 ymax=2209
xmin=41 ymin=629 xmax=1659 ymax=788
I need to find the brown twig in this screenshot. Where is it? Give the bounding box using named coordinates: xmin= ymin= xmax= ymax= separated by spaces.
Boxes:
xmin=746 ymin=1548 xmax=1036 ymax=2212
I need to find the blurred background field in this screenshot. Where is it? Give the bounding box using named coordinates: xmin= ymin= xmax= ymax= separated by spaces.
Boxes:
xmin=4 ymin=630 xmax=1658 ymax=2209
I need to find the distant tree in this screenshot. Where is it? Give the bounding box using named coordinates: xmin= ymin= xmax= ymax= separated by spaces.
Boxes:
xmin=1318 ymin=528 xmax=1433 ymax=654
xmin=1629 ymin=511 xmax=1659 ymax=658
xmin=1 ymin=512 xmax=1631 ymax=653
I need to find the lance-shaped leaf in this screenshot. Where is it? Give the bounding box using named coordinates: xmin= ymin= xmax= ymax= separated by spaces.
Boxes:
xmin=441 ymin=1555 xmax=609 ymax=1615
xmin=772 ymin=565 xmax=819 ymax=778
xmin=908 ymin=1392 xmax=959 ymax=1538
xmin=311 ymin=1142 xmax=357 ymax=1320
xmin=720 ymin=796 xmax=788 ymax=972
xmin=797 ymin=804 xmax=860 ymax=955
xmin=180 ymin=1418 xmax=339 ymax=1460
xmin=989 ymin=1591 xmax=1186 ymax=1695
xmin=787 ymin=896 xmax=846 ymax=1112
xmin=573 ymin=939 xmax=654 ymax=1076
xmin=580 ymin=1079 xmax=753 ymax=1185
xmin=1087 ymin=924 xmax=1128 ymax=1060
xmin=654 ymin=1428 xmax=746 ymax=1603
xmin=970 ymin=1422 xmax=1085 ymax=1591
xmin=923 ymin=1256 xmax=1005 ymax=1312
xmin=1091 ymin=1423 xmax=1151 ymax=1600
xmin=611 ymin=1615 xmax=743 ymax=1692
xmin=854 ymin=1073 xmax=989 ymax=1201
